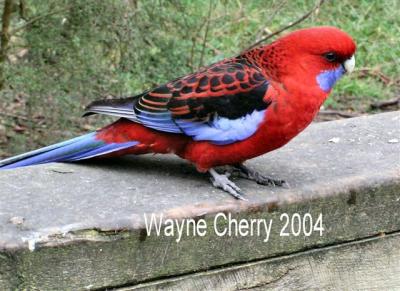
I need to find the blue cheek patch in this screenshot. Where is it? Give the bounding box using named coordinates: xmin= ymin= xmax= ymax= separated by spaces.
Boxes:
xmin=316 ymin=65 xmax=345 ymax=92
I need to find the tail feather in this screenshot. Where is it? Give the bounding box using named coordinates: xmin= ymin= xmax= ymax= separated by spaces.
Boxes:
xmin=82 ymin=96 xmax=139 ymax=118
xmin=0 ymin=132 xmax=138 ymax=170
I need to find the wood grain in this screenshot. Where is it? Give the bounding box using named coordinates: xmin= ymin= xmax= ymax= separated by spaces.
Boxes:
xmin=127 ymin=233 xmax=400 ymax=291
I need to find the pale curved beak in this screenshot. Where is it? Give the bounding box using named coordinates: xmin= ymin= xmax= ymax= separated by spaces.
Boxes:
xmin=343 ymin=55 xmax=355 ymax=73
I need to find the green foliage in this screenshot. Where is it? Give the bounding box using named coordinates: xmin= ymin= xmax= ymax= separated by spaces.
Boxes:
xmin=0 ymin=0 xmax=399 ymax=157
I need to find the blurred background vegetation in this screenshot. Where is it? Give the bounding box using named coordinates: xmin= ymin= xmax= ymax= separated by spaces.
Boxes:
xmin=0 ymin=0 xmax=399 ymax=158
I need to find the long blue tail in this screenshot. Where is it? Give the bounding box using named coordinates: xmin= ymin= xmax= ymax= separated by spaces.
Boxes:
xmin=0 ymin=132 xmax=138 ymax=170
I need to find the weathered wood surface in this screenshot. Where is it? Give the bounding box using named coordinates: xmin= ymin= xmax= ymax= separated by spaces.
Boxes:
xmin=126 ymin=233 xmax=400 ymax=291
xmin=0 ymin=112 xmax=399 ymax=290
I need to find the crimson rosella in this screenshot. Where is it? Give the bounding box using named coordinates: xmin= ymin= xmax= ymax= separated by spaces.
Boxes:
xmin=0 ymin=26 xmax=356 ymax=199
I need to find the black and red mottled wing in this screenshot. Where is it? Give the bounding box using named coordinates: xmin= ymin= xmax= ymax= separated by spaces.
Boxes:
xmin=84 ymin=58 xmax=272 ymax=144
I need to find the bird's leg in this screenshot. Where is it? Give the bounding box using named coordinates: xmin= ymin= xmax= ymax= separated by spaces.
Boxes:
xmin=234 ymin=163 xmax=287 ymax=187
xmin=209 ymin=168 xmax=246 ymax=200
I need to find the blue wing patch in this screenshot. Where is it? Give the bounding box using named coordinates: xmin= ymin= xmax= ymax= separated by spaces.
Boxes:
xmin=135 ymin=110 xmax=181 ymax=134
xmin=135 ymin=108 xmax=266 ymax=145
xmin=175 ymin=110 xmax=266 ymax=145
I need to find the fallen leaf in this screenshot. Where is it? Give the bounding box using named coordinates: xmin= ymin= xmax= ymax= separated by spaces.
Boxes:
xmin=329 ymin=137 xmax=340 ymax=143
xmin=9 ymin=216 xmax=25 ymax=225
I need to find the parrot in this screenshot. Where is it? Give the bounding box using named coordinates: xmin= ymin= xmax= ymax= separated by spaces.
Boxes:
xmin=0 ymin=26 xmax=356 ymax=200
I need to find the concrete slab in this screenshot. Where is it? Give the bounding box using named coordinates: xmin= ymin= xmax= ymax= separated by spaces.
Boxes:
xmin=0 ymin=111 xmax=399 ymax=289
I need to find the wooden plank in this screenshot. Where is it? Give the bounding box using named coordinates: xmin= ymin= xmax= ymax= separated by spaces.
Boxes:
xmin=125 ymin=233 xmax=400 ymax=291
xmin=0 ymin=112 xmax=399 ymax=289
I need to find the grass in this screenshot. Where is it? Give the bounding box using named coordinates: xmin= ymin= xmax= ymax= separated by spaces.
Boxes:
xmin=0 ymin=0 xmax=399 ymax=158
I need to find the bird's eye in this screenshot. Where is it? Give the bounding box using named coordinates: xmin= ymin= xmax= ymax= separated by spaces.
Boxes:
xmin=323 ymin=52 xmax=337 ymax=62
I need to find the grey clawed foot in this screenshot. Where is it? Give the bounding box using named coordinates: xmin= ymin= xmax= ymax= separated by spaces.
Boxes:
xmin=209 ymin=168 xmax=247 ymax=200
xmin=234 ymin=164 xmax=288 ymax=188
